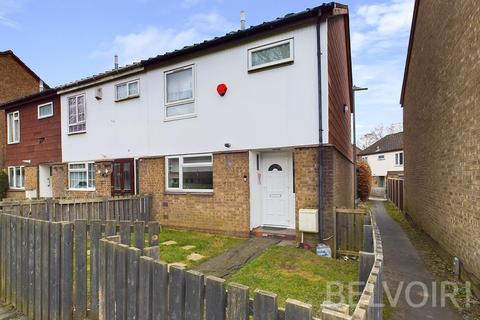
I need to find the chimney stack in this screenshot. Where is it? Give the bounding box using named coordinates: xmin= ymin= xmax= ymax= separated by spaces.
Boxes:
xmin=240 ymin=11 xmax=246 ymax=30
xmin=114 ymin=54 xmax=119 ymax=69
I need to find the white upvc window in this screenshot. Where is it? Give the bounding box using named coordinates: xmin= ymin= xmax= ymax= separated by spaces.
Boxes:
xmin=38 ymin=102 xmax=54 ymax=119
xmin=115 ymin=79 xmax=140 ymax=101
xmin=395 ymin=152 xmax=404 ymax=166
xmin=7 ymin=111 xmax=20 ymax=144
xmin=165 ymin=154 xmax=213 ymax=192
xmin=68 ymin=162 xmax=95 ymax=190
xmin=164 ymin=65 xmax=195 ymax=120
xmin=67 ymin=94 xmax=86 ymax=134
xmin=377 ymin=155 xmax=385 ymax=160
xmin=248 ymin=38 xmax=294 ymax=71
xmin=8 ymin=166 xmax=25 ymax=189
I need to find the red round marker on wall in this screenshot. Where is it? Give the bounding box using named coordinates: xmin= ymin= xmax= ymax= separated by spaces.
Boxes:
xmin=217 ymin=83 xmax=228 ymax=96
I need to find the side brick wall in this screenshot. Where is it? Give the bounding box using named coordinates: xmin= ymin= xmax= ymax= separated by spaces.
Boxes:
xmin=403 ymin=0 xmax=480 ymax=282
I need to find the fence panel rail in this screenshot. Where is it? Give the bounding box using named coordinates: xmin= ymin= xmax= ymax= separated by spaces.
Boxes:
xmin=0 ymin=195 xmax=152 ymax=222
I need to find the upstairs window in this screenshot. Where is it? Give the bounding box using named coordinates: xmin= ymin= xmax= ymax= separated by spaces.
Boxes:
xmin=69 ymin=162 xmax=95 ymax=190
xmin=377 ymin=155 xmax=385 ymax=160
xmin=248 ymin=38 xmax=294 ymax=71
xmin=38 ymin=102 xmax=54 ymax=119
xmin=395 ymin=152 xmax=404 ymax=165
xmin=166 ymin=154 xmax=213 ymax=192
xmin=68 ymin=94 xmax=86 ymax=134
xmin=165 ymin=66 xmax=195 ymax=119
xmin=115 ymin=79 xmax=140 ymax=101
xmin=7 ymin=111 xmax=20 ymax=144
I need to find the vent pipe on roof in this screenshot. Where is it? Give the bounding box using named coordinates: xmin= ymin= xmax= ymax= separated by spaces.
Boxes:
xmin=114 ymin=54 xmax=119 ymax=69
xmin=240 ymin=11 xmax=246 ymax=30
xmin=39 ymin=80 xmax=44 ymax=92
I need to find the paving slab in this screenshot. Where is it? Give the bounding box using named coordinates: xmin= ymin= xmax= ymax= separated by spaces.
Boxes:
xmin=181 ymin=245 xmax=196 ymax=250
xmin=371 ymin=200 xmax=462 ymax=320
xmin=194 ymin=237 xmax=278 ymax=278
xmin=161 ymin=240 xmax=177 ymax=246
xmin=187 ymin=253 xmax=205 ymax=261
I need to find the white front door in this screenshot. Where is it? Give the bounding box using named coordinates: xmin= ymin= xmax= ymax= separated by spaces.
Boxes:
xmin=39 ymin=165 xmax=53 ymax=198
xmin=262 ymin=152 xmax=292 ymax=227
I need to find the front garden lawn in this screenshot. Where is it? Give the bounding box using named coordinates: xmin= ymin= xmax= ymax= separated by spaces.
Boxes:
xmin=227 ymin=244 xmax=359 ymax=316
xmin=157 ymin=228 xmax=245 ymax=268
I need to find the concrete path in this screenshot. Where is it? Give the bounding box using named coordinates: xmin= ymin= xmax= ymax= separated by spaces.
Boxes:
xmin=194 ymin=237 xmax=278 ymax=278
xmin=371 ymin=200 xmax=461 ymax=320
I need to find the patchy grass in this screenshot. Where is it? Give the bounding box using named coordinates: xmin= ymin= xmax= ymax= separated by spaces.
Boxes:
xmin=228 ymin=244 xmax=359 ymax=316
xmin=157 ymin=228 xmax=244 ymax=268
xmin=383 ymin=201 xmax=480 ymax=320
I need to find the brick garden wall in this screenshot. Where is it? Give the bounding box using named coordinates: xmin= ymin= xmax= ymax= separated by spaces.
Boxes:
xmin=403 ymin=0 xmax=480 ymax=280
xmin=138 ymin=152 xmax=250 ymax=237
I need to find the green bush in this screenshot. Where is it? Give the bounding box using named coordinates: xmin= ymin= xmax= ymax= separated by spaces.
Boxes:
xmin=0 ymin=171 xmax=9 ymax=200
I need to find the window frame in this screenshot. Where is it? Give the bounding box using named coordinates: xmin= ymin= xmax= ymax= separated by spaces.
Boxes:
xmin=68 ymin=162 xmax=96 ymax=191
xmin=248 ymin=38 xmax=294 ymax=71
xmin=395 ymin=152 xmax=404 ymax=166
xmin=164 ymin=65 xmax=196 ymax=121
xmin=67 ymin=94 xmax=87 ymax=135
xmin=8 ymin=166 xmax=25 ymax=190
xmin=165 ymin=153 xmax=213 ymax=193
xmin=377 ymin=155 xmax=385 ymax=161
xmin=37 ymin=102 xmax=54 ymax=119
xmin=115 ymin=79 xmax=140 ymax=102
xmin=7 ymin=111 xmax=20 ymax=144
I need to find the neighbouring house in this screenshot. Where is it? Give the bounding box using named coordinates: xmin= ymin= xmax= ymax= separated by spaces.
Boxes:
xmin=0 ymin=50 xmax=49 ymax=169
xmin=401 ymin=0 xmax=479 ymax=294
xmin=358 ymin=132 xmax=403 ymax=187
xmin=0 ymin=89 xmax=61 ymax=199
xmin=2 ymin=3 xmax=355 ymax=246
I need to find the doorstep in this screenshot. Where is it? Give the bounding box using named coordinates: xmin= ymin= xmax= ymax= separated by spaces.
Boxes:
xmin=251 ymin=226 xmax=296 ymax=241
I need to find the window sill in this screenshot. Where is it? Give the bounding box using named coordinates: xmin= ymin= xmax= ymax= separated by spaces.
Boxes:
xmin=164 ymin=113 xmax=197 ymax=122
xmin=7 ymin=141 xmax=20 ymax=145
xmin=68 ymin=130 xmax=87 ymax=136
xmin=8 ymin=188 xmax=25 ymax=192
xmin=115 ymin=95 xmax=140 ymax=103
xmin=68 ymin=188 xmax=96 ymax=192
xmin=164 ymin=190 xmax=213 ymax=196
xmin=38 ymin=114 xmax=53 ymax=120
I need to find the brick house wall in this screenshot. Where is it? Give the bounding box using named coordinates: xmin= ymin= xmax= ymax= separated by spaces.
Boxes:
xmin=294 ymin=145 xmax=354 ymax=247
xmin=0 ymin=51 xmax=44 ymax=169
xmin=51 ymin=162 xmax=112 ymax=198
xmin=402 ymin=0 xmax=480 ymax=282
xmin=138 ymin=152 xmax=250 ymax=237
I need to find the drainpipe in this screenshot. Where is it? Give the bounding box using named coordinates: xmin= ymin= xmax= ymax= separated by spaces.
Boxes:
xmin=316 ymin=18 xmax=325 ymax=244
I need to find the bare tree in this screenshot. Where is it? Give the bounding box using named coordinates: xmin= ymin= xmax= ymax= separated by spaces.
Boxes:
xmin=358 ymin=122 xmax=402 ymax=149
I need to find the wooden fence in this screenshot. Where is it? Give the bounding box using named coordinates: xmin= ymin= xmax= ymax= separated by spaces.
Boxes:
xmin=0 ymin=194 xmax=152 ymax=222
xmin=0 ymin=213 xmax=159 ymax=320
xmin=387 ymin=178 xmax=404 ymax=212
xmin=333 ymin=208 xmax=367 ymax=258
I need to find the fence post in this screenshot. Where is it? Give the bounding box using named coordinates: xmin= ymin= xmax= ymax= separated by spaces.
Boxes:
xmin=50 ymin=222 xmax=61 ymax=320
xmin=115 ymin=244 xmax=128 ymax=320
xmin=253 ymin=289 xmax=278 ymax=320
xmin=285 ymin=299 xmax=313 ymax=320
xmin=119 ymin=221 xmax=131 ymax=245
xmin=74 ymin=219 xmax=87 ymax=319
xmin=151 ymin=260 xmax=168 ymax=320
xmin=134 ymin=221 xmax=145 ymax=251
xmin=148 ymin=222 xmax=160 ymax=246
xmin=227 ymin=283 xmax=249 ymax=320
xmin=205 ymin=276 xmax=226 ymax=320
xmin=185 ymin=270 xmax=205 ymax=320
xmin=90 ymin=220 xmax=102 ymax=318
xmin=138 ymin=256 xmax=153 ymax=320
xmin=169 ymin=265 xmax=186 ymax=320
xmin=61 ymin=222 xmax=74 ymax=320
xmin=359 ymin=251 xmax=375 ymax=293
xmin=126 ymin=247 xmax=141 ymax=320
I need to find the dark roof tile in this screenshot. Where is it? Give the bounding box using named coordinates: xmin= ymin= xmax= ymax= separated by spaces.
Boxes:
xmin=359 ymin=132 xmax=403 ymax=155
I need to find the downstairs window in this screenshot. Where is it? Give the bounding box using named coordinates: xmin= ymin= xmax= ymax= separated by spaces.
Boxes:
xmin=166 ymin=154 xmax=213 ymax=192
xmin=69 ymin=162 xmax=95 ymax=190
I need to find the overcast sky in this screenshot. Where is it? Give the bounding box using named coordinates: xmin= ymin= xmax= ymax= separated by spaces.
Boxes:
xmin=0 ymin=0 xmax=414 ymax=138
